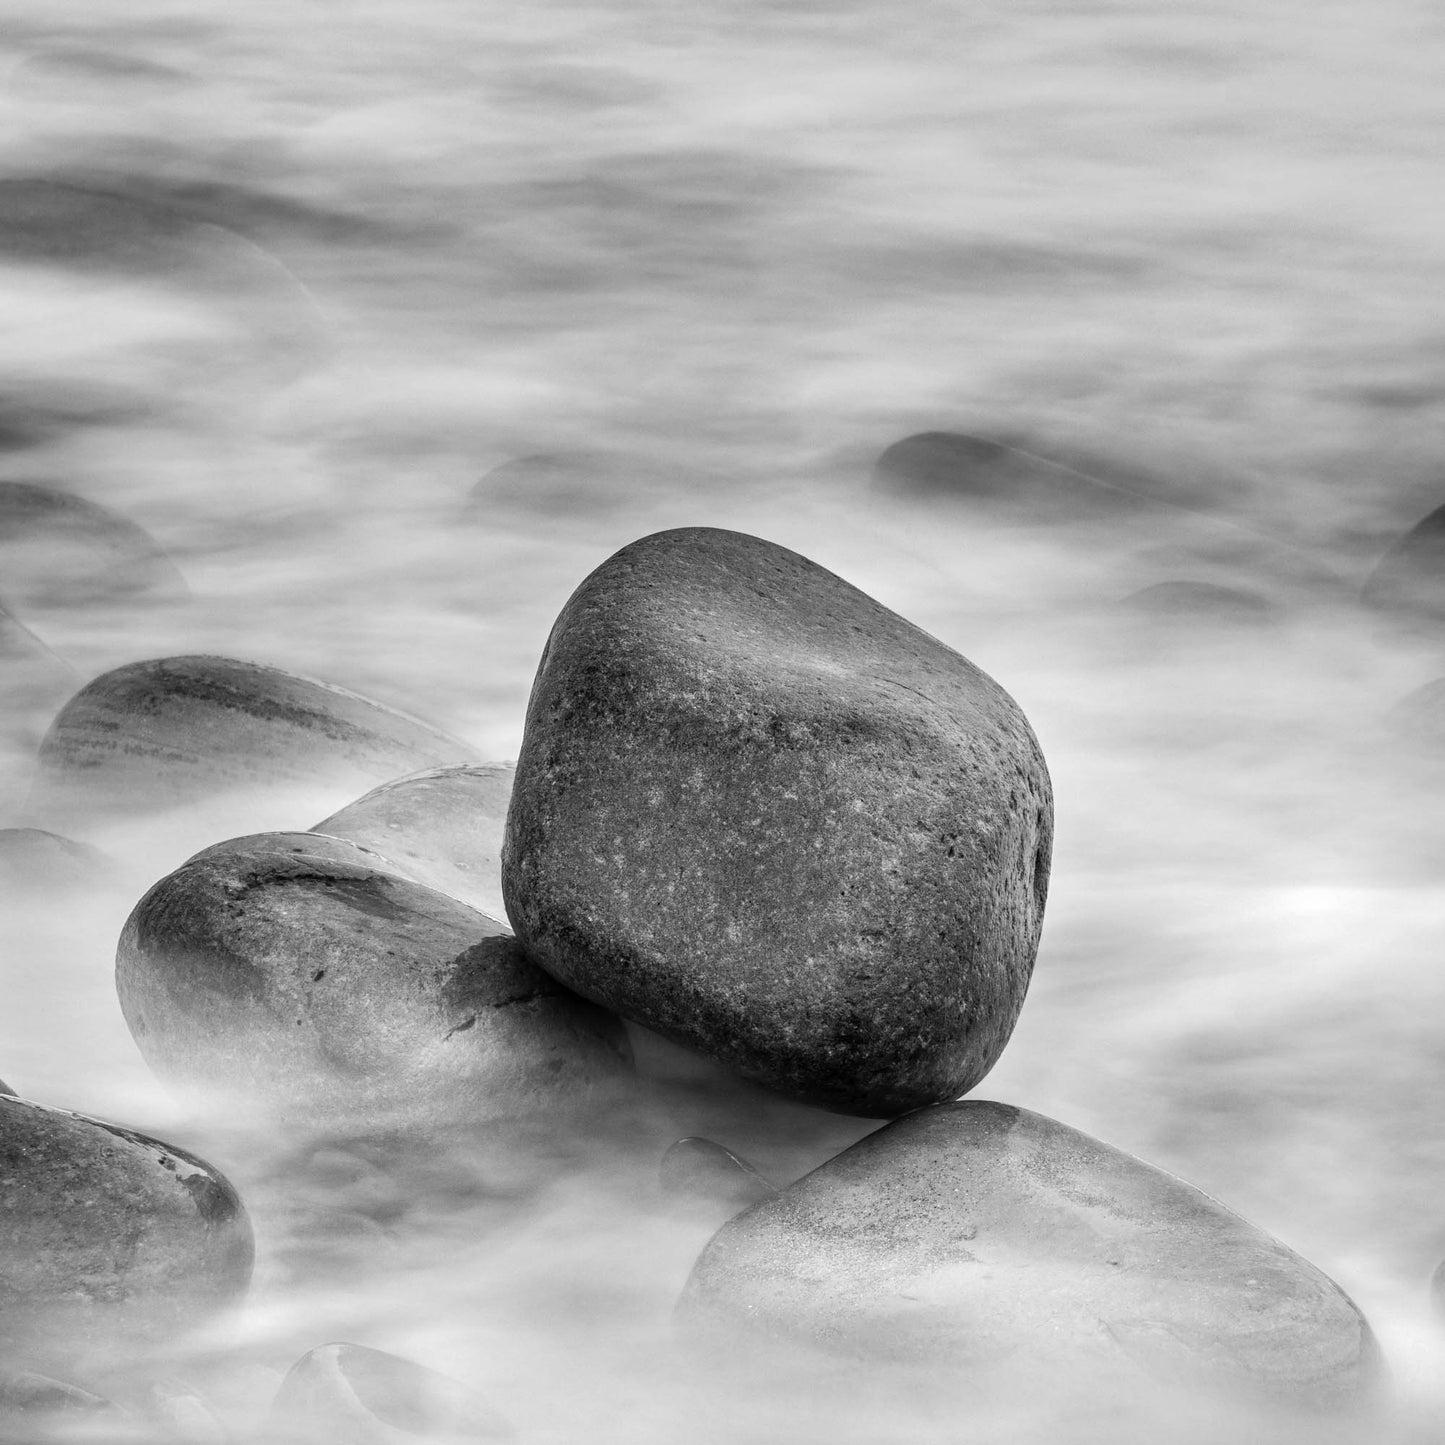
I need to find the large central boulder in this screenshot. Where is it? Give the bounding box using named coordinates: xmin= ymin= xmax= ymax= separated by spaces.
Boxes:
xmin=502 ymin=528 xmax=1052 ymax=1116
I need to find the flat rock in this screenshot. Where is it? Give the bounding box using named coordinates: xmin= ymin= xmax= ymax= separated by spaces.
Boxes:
xmin=0 ymin=1094 xmax=253 ymax=1372
xmin=312 ymin=764 xmax=514 ymax=921
xmin=678 ymin=1102 xmax=1380 ymax=1404
xmin=32 ymin=655 xmax=483 ymax=820
xmin=270 ymin=1342 xmax=512 ymax=1442
xmin=0 ymin=480 xmax=186 ymax=610
xmin=116 ymin=832 xmax=630 ymax=1130
xmin=502 ymin=527 xmax=1052 ymax=1116
xmin=1362 ymin=501 xmax=1445 ymax=623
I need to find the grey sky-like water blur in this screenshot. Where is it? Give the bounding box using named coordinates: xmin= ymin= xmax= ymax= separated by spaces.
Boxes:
xmin=3 ymin=1 xmax=1445 ymax=1440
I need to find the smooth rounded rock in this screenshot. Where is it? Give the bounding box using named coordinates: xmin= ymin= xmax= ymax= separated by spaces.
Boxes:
xmin=660 ymin=1138 xmax=778 ymax=1212
xmin=271 ymin=1343 xmax=512 ymax=1442
xmin=502 ymin=527 xmax=1052 ymax=1117
xmin=0 ymin=480 xmax=185 ymax=610
xmin=678 ymin=1102 xmax=1380 ymax=1404
xmin=116 ymin=832 xmax=630 ymax=1130
xmin=312 ymin=764 xmax=514 ymax=921
xmin=0 ymin=1094 xmax=253 ymax=1372
xmin=33 ymin=655 xmax=483 ymax=820
xmin=1362 ymin=502 xmax=1445 ymax=623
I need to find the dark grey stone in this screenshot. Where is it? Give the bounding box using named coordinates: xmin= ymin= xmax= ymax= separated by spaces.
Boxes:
xmin=0 ymin=1095 xmax=253 ymax=1373
xmin=503 ymin=527 xmax=1052 ymax=1117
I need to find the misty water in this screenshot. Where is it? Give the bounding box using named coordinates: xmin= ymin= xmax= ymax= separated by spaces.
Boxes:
xmin=2 ymin=0 xmax=1445 ymax=1439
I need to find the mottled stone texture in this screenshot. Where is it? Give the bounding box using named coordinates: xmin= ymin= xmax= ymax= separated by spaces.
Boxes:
xmin=678 ymin=1102 xmax=1381 ymax=1405
xmin=0 ymin=1095 xmax=253 ymax=1370
xmin=35 ymin=654 xmax=481 ymax=814
xmin=503 ymin=527 xmax=1052 ymax=1116
xmin=117 ymin=832 xmax=629 ymax=1131
xmin=313 ymin=763 xmax=514 ymax=921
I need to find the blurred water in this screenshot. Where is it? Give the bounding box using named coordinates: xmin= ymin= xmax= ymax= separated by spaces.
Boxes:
xmin=3 ymin=0 xmax=1445 ymax=1439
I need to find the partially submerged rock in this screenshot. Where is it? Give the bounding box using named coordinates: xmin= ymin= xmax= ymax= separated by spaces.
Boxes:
xmin=270 ymin=1342 xmax=512 ymax=1442
xmin=0 ymin=827 xmax=114 ymax=893
xmin=116 ymin=832 xmax=630 ymax=1131
xmin=660 ymin=1138 xmax=778 ymax=1212
xmin=678 ymin=1102 xmax=1380 ymax=1405
xmin=1362 ymin=501 xmax=1445 ymax=623
xmin=0 ymin=480 xmax=185 ymax=610
xmin=313 ymin=764 xmax=513 ymax=920
xmin=32 ymin=655 xmax=482 ymax=821
xmin=503 ymin=527 xmax=1052 ymax=1116
xmin=0 ymin=1094 xmax=253 ymax=1373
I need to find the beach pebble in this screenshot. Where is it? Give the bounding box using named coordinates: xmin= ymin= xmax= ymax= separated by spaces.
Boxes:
xmin=313 ymin=764 xmax=514 ymax=920
xmin=270 ymin=1343 xmax=512 ymax=1442
xmin=660 ymin=1138 xmax=778 ymax=1212
xmin=0 ymin=480 xmax=185 ymax=610
xmin=503 ymin=527 xmax=1052 ymax=1116
xmin=116 ymin=832 xmax=630 ymax=1131
xmin=678 ymin=1101 xmax=1380 ymax=1404
xmin=0 ymin=1094 xmax=253 ymax=1373
xmin=0 ymin=1373 xmax=139 ymax=1440
xmin=32 ymin=654 xmax=483 ymax=821
xmin=1362 ymin=501 xmax=1445 ymax=623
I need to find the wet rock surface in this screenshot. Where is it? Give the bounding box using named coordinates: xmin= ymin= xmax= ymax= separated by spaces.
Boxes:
xmin=503 ymin=526 xmax=1052 ymax=1116
xmin=313 ymin=763 xmax=514 ymax=921
xmin=678 ymin=1101 xmax=1381 ymax=1404
xmin=32 ymin=654 xmax=483 ymax=820
xmin=0 ymin=1094 xmax=253 ymax=1373
xmin=270 ymin=1343 xmax=513 ymax=1442
xmin=116 ymin=831 xmax=630 ymax=1130
xmin=0 ymin=480 xmax=186 ymax=610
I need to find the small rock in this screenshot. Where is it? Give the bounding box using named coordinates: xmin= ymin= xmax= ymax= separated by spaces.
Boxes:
xmin=270 ymin=1343 xmax=511 ymax=1442
xmin=0 ymin=1372 xmax=137 ymax=1440
xmin=143 ymin=1379 xmax=229 ymax=1445
xmin=0 ymin=602 xmax=78 ymax=748
xmin=503 ymin=527 xmax=1052 ymax=1116
xmin=0 ymin=1094 xmax=253 ymax=1373
xmin=0 ymin=828 xmax=115 ymax=893
xmin=312 ymin=763 xmax=514 ymax=920
xmin=678 ymin=1101 xmax=1381 ymax=1404
xmin=116 ymin=832 xmax=630 ymax=1131
xmin=0 ymin=1078 xmax=13 ymax=1096
xmin=1118 ymin=581 xmax=1278 ymax=623
xmin=0 ymin=480 xmax=186 ymax=609
xmin=1362 ymin=502 xmax=1445 ymax=623
xmin=32 ymin=655 xmax=483 ymax=820
xmin=872 ymin=430 xmax=1182 ymax=522
xmin=466 ymin=450 xmax=686 ymax=523
xmin=660 ymin=1138 xmax=778 ymax=1212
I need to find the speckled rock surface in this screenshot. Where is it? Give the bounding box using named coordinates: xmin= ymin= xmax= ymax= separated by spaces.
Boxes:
xmin=0 ymin=1095 xmax=253 ymax=1371
xmin=33 ymin=654 xmax=482 ymax=817
xmin=678 ymin=1101 xmax=1381 ymax=1404
xmin=313 ymin=764 xmax=514 ymax=920
xmin=270 ymin=1342 xmax=512 ymax=1442
xmin=502 ymin=527 xmax=1052 ymax=1116
xmin=117 ymin=832 xmax=630 ymax=1130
